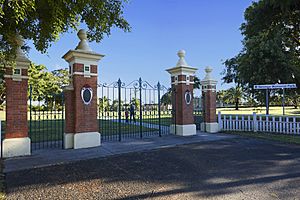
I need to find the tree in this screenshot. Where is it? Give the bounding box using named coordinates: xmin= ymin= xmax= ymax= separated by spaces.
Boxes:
xmin=28 ymin=63 xmax=69 ymax=110
xmin=193 ymin=76 xmax=201 ymax=89
xmin=0 ymin=0 xmax=130 ymax=73
xmin=223 ymin=0 xmax=300 ymax=104
xmin=222 ymin=86 xmax=243 ymax=110
xmin=111 ymin=99 xmax=123 ymax=111
xmin=98 ymin=96 xmax=110 ymax=112
xmin=130 ymin=97 xmax=140 ymax=109
xmin=161 ymin=88 xmax=172 ymax=105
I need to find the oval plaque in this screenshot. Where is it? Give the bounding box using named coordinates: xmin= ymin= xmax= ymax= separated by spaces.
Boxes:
xmin=185 ymin=90 xmax=192 ymax=105
xmin=81 ymin=87 xmax=93 ymax=105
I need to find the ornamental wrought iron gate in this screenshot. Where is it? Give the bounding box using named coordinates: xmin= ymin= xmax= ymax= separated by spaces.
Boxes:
xmin=98 ymin=78 xmax=172 ymax=141
xmin=29 ymin=85 xmax=65 ymax=150
xmin=193 ymin=96 xmax=204 ymax=130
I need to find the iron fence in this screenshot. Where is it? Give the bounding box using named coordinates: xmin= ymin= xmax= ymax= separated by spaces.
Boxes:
xmin=29 ymin=85 xmax=64 ymax=150
xmin=98 ymin=78 xmax=172 ymax=141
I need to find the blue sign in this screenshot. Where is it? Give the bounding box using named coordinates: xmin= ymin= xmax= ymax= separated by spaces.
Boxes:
xmin=254 ymin=84 xmax=297 ymax=90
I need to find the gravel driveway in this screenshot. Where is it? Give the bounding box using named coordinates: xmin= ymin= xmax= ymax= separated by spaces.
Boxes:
xmin=5 ymin=137 xmax=300 ymax=200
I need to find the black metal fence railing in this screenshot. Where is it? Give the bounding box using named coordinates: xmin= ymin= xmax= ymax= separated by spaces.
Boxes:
xmin=193 ymin=109 xmax=203 ymax=130
xmin=98 ymin=78 xmax=172 ymax=141
xmin=29 ymin=85 xmax=64 ymax=150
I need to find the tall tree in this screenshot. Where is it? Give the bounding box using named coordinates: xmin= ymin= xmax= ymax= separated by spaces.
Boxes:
xmin=98 ymin=96 xmax=110 ymax=112
xmin=0 ymin=0 xmax=130 ymax=74
xmin=222 ymin=86 xmax=243 ymax=110
xmin=160 ymin=88 xmax=172 ymax=105
xmin=223 ymin=0 xmax=300 ymax=104
xmin=28 ymin=63 xmax=69 ymax=109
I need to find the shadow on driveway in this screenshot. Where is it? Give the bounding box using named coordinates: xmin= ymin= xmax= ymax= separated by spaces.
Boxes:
xmin=5 ymin=137 xmax=300 ymax=199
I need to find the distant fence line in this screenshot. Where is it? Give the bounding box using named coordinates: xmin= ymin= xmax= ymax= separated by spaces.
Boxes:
xmin=218 ymin=112 xmax=300 ymax=134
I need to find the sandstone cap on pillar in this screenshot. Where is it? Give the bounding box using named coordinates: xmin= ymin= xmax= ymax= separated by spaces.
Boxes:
xmin=15 ymin=34 xmax=31 ymax=65
xmin=166 ymin=50 xmax=197 ymax=85
xmin=62 ymin=29 xmax=104 ymax=62
xmin=166 ymin=50 xmax=198 ymax=76
xmin=62 ymin=29 xmax=105 ymax=90
xmin=4 ymin=34 xmax=30 ymax=82
xmin=200 ymin=66 xmax=217 ymax=90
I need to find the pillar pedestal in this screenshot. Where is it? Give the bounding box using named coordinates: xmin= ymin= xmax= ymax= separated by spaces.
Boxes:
xmin=170 ymin=124 xmax=197 ymax=136
xmin=167 ymin=50 xmax=198 ymax=136
xmin=62 ymin=29 xmax=104 ymax=149
xmin=200 ymin=67 xmax=219 ymax=133
xmin=3 ymin=36 xmax=31 ymax=157
xmin=2 ymin=137 xmax=30 ymax=158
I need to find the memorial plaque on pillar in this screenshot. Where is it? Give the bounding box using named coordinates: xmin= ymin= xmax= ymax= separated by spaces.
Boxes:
xmin=81 ymin=86 xmax=93 ymax=105
xmin=185 ymin=90 xmax=192 ymax=105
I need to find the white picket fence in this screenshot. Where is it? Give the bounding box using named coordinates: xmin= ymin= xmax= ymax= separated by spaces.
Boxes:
xmin=218 ymin=112 xmax=300 ymax=134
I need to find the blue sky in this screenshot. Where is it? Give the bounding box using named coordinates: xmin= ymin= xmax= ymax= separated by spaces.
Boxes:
xmin=27 ymin=0 xmax=254 ymax=90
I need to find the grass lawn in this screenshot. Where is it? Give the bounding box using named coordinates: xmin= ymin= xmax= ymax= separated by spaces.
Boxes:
xmin=217 ymin=106 xmax=300 ymax=116
xmin=99 ymin=119 xmax=157 ymax=135
xmin=1 ymin=118 xmax=159 ymax=143
xmin=142 ymin=117 xmax=172 ymax=126
xmin=225 ymin=131 xmax=300 ymax=145
xmin=1 ymin=119 xmax=158 ymax=143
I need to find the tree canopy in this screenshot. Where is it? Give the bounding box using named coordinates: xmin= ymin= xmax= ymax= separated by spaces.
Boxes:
xmin=223 ymin=0 xmax=300 ymax=101
xmin=0 ymin=0 xmax=130 ymax=63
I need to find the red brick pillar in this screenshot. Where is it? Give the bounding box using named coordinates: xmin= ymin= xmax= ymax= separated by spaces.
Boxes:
xmin=3 ymin=44 xmax=31 ymax=157
xmin=200 ymin=67 xmax=219 ymax=133
xmin=166 ymin=50 xmax=197 ymax=136
xmin=62 ymin=29 xmax=104 ymax=149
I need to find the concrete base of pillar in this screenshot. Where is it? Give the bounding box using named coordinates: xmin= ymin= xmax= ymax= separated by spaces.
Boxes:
xmin=205 ymin=122 xmax=219 ymax=133
xmin=74 ymin=132 xmax=101 ymax=149
xmin=64 ymin=132 xmax=101 ymax=149
xmin=2 ymin=137 xmax=31 ymax=158
xmin=170 ymin=124 xmax=196 ymax=136
xmin=64 ymin=133 xmax=74 ymax=149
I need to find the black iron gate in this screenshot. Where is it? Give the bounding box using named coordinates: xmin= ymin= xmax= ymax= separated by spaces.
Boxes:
xmin=193 ymin=93 xmax=204 ymax=130
xmin=29 ymin=85 xmax=64 ymax=150
xmin=98 ymin=78 xmax=172 ymax=141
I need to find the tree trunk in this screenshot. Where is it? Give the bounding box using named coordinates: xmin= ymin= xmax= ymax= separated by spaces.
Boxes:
xmin=235 ymin=98 xmax=239 ymax=110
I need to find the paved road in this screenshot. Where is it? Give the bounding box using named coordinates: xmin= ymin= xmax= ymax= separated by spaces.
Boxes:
xmin=6 ymin=137 xmax=300 ymax=200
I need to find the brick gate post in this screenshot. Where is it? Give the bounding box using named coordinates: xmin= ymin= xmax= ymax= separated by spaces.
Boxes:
xmin=3 ymin=37 xmax=31 ymax=157
xmin=62 ymin=29 xmax=104 ymax=149
xmin=200 ymin=67 xmax=219 ymax=133
xmin=166 ymin=50 xmax=197 ymax=136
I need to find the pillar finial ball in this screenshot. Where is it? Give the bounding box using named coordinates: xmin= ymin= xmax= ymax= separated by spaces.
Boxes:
xmin=205 ymin=66 xmax=213 ymax=74
xmin=177 ymin=50 xmax=186 ymax=58
xmin=16 ymin=33 xmax=24 ymax=47
xmin=75 ymin=29 xmax=92 ymax=51
xmin=77 ymin=29 xmax=87 ymax=41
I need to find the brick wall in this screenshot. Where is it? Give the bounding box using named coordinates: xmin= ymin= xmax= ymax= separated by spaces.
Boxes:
xmin=203 ymin=89 xmax=217 ymax=123
xmin=73 ymin=75 xmax=98 ymax=133
xmin=65 ymin=62 xmax=98 ymax=134
xmin=5 ymin=78 xmax=28 ymax=138
xmin=172 ymin=83 xmax=194 ymax=125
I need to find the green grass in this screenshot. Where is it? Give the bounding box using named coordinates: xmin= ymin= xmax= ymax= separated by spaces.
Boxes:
xmin=142 ymin=117 xmax=172 ymax=126
xmin=224 ymin=131 xmax=300 ymax=145
xmin=99 ymin=119 xmax=157 ymax=135
xmin=1 ymin=119 xmax=159 ymax=143
xmin=217 ymin=106 xmax=300 ymax=116
xmin=3 ymin=119 xmax=158 ymax=143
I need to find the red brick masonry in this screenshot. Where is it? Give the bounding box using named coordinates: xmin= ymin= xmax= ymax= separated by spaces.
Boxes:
xmin=203 ymin=89 xmax=217 ymax=123
xmin=65 ymin=63 xmax=98 ymax=133
xmin=172 ymin=81 xmax=194 ymax=125
xmin=5 ymin=75 xmax=28 ymax=138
